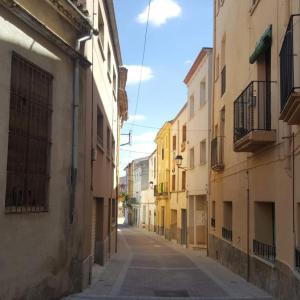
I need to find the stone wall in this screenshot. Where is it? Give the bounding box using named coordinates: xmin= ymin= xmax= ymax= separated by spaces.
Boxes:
xmin=208 ymin=234 xmax=300 ymax=300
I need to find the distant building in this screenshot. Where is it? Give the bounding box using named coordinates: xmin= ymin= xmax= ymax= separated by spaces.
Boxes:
xmin=140 ymin=150 xmax=157 ymax=231
xmin=132 ymin=156 xmax=149 ymax=226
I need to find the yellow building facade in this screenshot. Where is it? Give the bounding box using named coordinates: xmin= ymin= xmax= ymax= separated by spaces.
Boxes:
xmin=170 ymin=104 xmax=188 ymax=245
xmin=209 ymin=1 xmax=300 ymax=299
xmin=155 ymin=121 xmax=172 ymax=239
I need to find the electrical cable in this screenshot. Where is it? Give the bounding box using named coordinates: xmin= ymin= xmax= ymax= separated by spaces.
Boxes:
xmin=129 ymin=0 xmax=152 ymax=133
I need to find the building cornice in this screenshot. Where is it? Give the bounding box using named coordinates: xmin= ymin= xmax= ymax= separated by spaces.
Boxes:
xmin=184 ymin=47 xmax=213 ymax=85
xmin=103 ymin=0 xmax=122 ymax=66
xmin=0 ymin=0 xmax=91 ymax=67
xmin=46 ymin=0 xmax=92 ymax=33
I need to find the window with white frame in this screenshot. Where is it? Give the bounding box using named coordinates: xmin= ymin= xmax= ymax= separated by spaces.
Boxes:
xmin=200 ymin=139 xmax=207 ymax=165
xmin=98 ymin=5 xmax=104 ymax=48
xmin=190 ymin=95 xmax=195 ymax=119
xmin=189 ymin=147 xmax=195 ymax=168
xmin=200 ymin=79 xmax=206 ymax=107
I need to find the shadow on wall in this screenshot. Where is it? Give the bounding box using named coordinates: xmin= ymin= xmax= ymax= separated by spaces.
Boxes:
xmin=0 ymin=9 xmax=82 ymax=300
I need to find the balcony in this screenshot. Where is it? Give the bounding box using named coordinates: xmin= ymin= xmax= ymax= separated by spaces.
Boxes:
xmin=222 ymin=227 xmax=232 ymax=242
xmin=296 ymin=248 xmax=300 ymax=272
xmin=253 ymin=239 xmax=276 ymax=263
xmin=155 ymin=182 xmax=169 ymax=197
xmin=234 ymin=81 xmax=276 ymax=152
xmin=280 ymin=15 xmax=300 ymax=124
xmin=211 ymin=136 xmax=224 ymax=171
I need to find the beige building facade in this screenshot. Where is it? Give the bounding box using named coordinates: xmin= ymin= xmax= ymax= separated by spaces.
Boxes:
xmin=209 ymin=0 xmax=300 ymax=298
xmin=185 ymin=48 xmax=213 ymax=249
xmin=0 ymin=1 xmax=127 ymax=299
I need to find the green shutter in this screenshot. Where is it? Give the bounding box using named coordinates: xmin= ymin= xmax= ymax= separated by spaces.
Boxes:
xmin=249 ymin=25 xmax=272 ymax=64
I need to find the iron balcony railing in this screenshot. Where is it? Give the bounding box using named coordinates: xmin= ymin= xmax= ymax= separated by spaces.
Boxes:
xmin=253 ymin=239 xmax=276 ymax=262
xmin=211 ymin=217 xmax=216 ymax=228
xmin=295 ymin=248 xmax=300 ymax=272
xmin=280 ymin=14 xmax=300 ymax=111
xmin=222 ymin=227 xmax=232 ymax=242
xmin=234 ymin=81 xmax=274 ymax=142
xmin=211 ymin=136 xmax=224 ymax=170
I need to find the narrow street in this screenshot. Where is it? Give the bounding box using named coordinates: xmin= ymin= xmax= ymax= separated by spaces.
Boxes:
xmin=65 ymin=226 xmax=273 ymax=300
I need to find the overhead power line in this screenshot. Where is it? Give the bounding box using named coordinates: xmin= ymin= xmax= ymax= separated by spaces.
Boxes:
xmin=130 ymin=0 xmax=152 ymax=133
xmin=124 ymin=122 xmax=209 ymax=132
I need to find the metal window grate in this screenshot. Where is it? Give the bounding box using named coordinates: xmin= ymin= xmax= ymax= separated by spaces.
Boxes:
xmin=253 ymin=239 xmax=276 ymax=262
xmin=5 ymin=53 xmax=52 ymax=213
xmin=222 ymin=227 xmax=232 ymax=242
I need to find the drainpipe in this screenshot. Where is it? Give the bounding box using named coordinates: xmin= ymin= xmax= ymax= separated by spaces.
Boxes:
xmin=70 ymin=29 xmax=96 ymax=224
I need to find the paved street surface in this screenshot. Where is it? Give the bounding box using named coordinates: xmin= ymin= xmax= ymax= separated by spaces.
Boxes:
xmin=64 ymin=226 xmax=274 ymax=300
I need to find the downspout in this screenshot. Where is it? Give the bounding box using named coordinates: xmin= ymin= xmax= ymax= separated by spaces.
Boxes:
xmin=70 ymin=29 xmax=95 ymax=224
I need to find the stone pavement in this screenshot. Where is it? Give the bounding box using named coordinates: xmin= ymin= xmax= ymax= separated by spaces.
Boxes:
xmin=63 ymin=226 xmax=274 ymax=300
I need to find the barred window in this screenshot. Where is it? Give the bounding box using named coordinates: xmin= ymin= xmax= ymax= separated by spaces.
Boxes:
xmin=5 ymin=53 xmax=52 ymax=213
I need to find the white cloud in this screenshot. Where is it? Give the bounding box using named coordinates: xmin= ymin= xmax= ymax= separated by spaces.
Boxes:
xmin=185 ymin=59 xmax=192 ymax=65
xmin=133 ymin=131 xmax=156 ymax=142
xmin=137 ymin=0 xmax=182 ymax=27
xmin=125 ymin=65 xmax=153 ymax=85
xmin=128 ymin=115 xmax=146 ymax=122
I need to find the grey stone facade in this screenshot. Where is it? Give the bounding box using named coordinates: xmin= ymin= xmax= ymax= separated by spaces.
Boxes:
xmin=208 ymin=234 xmax=300 ymax=300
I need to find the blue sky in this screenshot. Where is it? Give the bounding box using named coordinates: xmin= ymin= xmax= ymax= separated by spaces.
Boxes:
xmin=114 ymin=0 xmax=213 ymax=174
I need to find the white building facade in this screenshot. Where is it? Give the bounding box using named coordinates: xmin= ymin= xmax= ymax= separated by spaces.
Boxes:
xmin=140 ymin=150 xmax=157 ymax=231
xmin=185 ymin=48 xmax=213 ymax=249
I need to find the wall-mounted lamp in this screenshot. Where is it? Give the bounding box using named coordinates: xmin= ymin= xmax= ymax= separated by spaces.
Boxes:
xmin=175 ymin=155 xmax=191 ymax=171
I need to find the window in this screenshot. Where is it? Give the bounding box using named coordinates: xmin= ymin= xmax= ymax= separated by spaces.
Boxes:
xmin=189 ymin=148 xmax=195 ymax=168
xmin=107 ymin=127 xmax=111 ymax=156
xmin=221 ymin=36 xmax=226 ymax=96
xmin=222 ymin=201 xmax=232 ymax=241
xmin=200 ymin=139 xmax=207 ymax=165
xmin=107 ymin=46 xmax=111 ymax=76
xmin=189 ymin=95 xmax=195 ymax=119
xmin=5 ymin=53 xmax=53 ymax=213
xmin=162 ymin=148 xmax=164 ymax=160
xmin=172 ymin=135 xmax=176 ymax=151
xmin=181 ymin=171 xmax=186 ymax=190
xmin=200 ymin=80 xmax=206 ymax=107
xmin=172 ymin=174 xmax=176 ymax=191
xmin=112 ymin=198 xmax=116 ymax=224
xmin=113 ymin=68 xmax=117 ymax=93
xmin=211 ymin=201 xmax=216 ymax=228
xmin=98 ymin=5 xmax=104 ymax=48
xmin=182 ymin=125 xmax=186 ymax=143
xmin=97 ymin=107 xmax=104 ymax=147
xmin=112 ymin=138 xmax=115 ymax=161
xmin=215 ymin=54 xmax=219 ymax=80
xmin=253 ymin=202 xmax=275 ymax=261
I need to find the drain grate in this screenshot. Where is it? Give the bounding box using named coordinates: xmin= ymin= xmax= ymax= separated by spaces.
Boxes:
xmin=154 ymin=289 xmax=190 ymax=297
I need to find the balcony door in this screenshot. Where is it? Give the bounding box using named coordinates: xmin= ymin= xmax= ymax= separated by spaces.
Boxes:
xmin=257 ymin=48 xmax=271 ymax=130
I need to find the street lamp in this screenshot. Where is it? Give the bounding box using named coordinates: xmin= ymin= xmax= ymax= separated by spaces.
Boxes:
xmin=149 ymin=181 xmax=154 ymax=189
xmin=175 ymin=154 xmax=191 ymax=171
